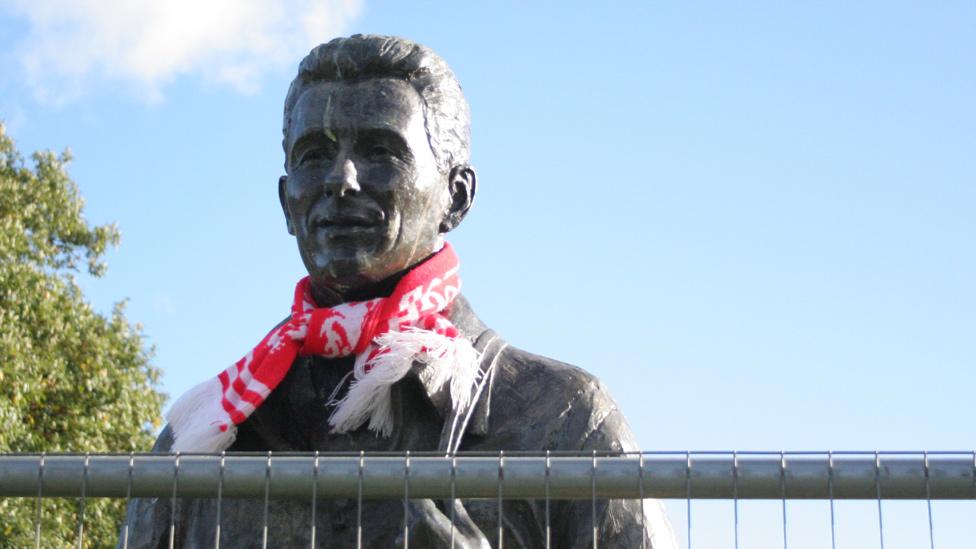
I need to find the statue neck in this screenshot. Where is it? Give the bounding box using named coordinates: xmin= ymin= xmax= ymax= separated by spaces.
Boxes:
xmin=309 ymin=249 xmax=440 ymax=307
xmin=310 ymin=273 xmax=403 ymax=307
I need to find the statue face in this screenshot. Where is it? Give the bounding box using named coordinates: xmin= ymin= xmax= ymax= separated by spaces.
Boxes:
xmin=280 ymin=78 xmax=450 ymax=294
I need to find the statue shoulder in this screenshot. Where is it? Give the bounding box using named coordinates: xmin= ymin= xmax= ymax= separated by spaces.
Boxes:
xmin=487 ymin=344 xmax=639 ymax=452
xmin=496 ymin=345 xmax=606 ymax=399
xmin=150 ymin=424 xmax=176 ymax=452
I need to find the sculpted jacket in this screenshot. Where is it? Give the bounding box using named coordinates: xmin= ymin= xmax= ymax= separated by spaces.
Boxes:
xmin=120 ymin=296 xmax=676 ymax=548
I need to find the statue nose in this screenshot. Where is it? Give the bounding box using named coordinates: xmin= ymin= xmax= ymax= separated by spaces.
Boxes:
xmin=324 ymin=157 xmax=360 ymax=197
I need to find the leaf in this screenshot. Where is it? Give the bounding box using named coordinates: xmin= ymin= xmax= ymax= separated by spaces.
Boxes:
xmin=0 ymin=123 xmax=166 ymax=546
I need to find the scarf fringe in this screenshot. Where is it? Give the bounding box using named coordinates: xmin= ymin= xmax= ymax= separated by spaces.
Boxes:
xmin=166 ymin=377 xmax=236 ymax=453
xmin=328 ymin=329 xmax=481 ymax=437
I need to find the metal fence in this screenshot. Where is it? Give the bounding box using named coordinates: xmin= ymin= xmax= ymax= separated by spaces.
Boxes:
xmin=2 ymin=450 xmax=974 ymax=548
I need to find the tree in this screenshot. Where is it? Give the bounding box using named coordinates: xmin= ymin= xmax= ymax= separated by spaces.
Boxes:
xmin=0 ymin=124 xmax=165 ymax=547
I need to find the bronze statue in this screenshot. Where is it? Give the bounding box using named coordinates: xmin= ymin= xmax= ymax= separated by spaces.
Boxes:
xmin=121 ymin=34 xmax=675 ymax=548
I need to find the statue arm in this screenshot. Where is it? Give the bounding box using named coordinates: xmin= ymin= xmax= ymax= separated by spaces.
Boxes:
xmin=550 ymin=380 xmax=678 ymax=549
xmin=116 ymin=425 xmax=188 ymax=549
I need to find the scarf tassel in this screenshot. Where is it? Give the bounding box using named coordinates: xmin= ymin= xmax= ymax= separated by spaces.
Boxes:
xmin=328 ymin=329 xmax=481 ymax=437
xmin=166 ymin=377 xmax=236 ymax=453
xmin=167 ymin=330 xmax=480 ymax=451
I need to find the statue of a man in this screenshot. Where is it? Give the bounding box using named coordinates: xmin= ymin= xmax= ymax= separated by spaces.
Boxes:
xmin=121 ymin=34 xmax=675 ymax=548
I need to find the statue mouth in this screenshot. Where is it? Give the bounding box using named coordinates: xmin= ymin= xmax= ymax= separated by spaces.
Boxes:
xmin=311 ymin=209 xmax=383 ymax=235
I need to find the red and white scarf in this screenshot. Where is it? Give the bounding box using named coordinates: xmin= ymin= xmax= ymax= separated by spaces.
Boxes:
xmin=167 ymin=243 xmax=481 ymax=453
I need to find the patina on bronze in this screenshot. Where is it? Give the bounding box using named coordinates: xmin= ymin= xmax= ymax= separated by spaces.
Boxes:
xmin=279 ymin=41 xmax=475 ymax=304
xmin=120 ymin=34 xmax=674 ymax=548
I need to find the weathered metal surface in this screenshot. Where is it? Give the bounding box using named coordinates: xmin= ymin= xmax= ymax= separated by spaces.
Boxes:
xmin=3 ymin=452 xmax=973 ymax=500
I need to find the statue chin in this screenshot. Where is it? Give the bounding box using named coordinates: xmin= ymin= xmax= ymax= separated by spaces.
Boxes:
xmin=303 ymin=250 xmax=411 ymax=301
xmin=302 ymin=229 xmax=445 ymax=299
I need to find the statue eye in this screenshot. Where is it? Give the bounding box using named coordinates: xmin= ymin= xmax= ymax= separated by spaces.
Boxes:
xmin=367 ymin=144 xmax=394 ymax=160
xmin=297 ymin=148 xmax=329 ymax=166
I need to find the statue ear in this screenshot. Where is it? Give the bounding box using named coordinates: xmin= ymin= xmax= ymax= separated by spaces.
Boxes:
xmin=278 ymin=175 xmax=296 ymax=235
xmin=440 ymin=165 xmax=476 ymax=233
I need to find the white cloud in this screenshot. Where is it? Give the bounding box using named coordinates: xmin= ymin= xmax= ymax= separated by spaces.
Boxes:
xmin=5 ymin=0 xmax=364 ymax=103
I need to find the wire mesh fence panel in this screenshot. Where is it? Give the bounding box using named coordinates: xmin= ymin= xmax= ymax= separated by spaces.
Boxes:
xmin=1 ymin=451 xmax=974 ymax=548
xmin=663 ymin=498 xmax=976 ymax=549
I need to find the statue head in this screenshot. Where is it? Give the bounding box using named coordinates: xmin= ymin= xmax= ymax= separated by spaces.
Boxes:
xmin=279 ymin=34 xmax=476 ymax=301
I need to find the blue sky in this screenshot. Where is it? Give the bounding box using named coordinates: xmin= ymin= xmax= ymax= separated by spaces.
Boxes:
xmin=2 ymin=1 xmax=974 ymax=544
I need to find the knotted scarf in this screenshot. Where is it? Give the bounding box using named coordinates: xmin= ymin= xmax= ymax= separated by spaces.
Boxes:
xmin=167 ymin=243 xmax=480 ymax=453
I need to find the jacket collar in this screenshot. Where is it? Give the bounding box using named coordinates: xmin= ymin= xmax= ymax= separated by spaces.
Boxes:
xmin=409 ymin=295 xmax=499 ymax=441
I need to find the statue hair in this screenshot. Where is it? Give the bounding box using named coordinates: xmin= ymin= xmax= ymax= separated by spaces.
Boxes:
xmin=283 ymin=34 xmax=471 ymax=173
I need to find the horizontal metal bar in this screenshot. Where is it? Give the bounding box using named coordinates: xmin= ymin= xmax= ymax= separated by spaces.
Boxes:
xmin=1 ymin=453 xmax=973 ymax=500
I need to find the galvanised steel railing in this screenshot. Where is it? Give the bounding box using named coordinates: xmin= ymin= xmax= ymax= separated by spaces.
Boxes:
xmin=2 ymin=450 xmax=974 ymax=548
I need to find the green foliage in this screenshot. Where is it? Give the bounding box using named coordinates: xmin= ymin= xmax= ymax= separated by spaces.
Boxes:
xmin=0 ymin=124 xmax=165 ymax=547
